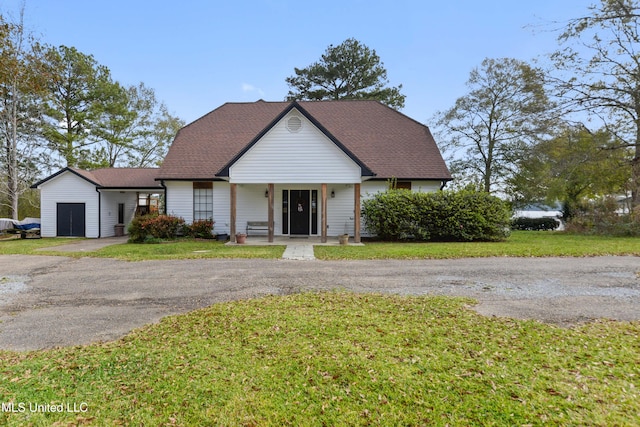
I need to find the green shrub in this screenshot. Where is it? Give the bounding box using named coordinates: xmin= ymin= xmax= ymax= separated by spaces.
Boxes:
xmin=511 ymin=217 xmax=559 ymax=231
xmin=127 ymin=214 xmax=155 ymax=243
xmin=362 ymin=189 xmax=511 ymax=242
xmin=185 ymin=219 xmax=215 ymax=239
xmin=127 ymin=214 xmax=185 ymax=243
xmin=565 ymin=197 xmax=640 ymax=236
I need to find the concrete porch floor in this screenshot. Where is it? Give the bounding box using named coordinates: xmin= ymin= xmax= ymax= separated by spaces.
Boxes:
xmin=225 ymin=235 xmax=364 ymax=246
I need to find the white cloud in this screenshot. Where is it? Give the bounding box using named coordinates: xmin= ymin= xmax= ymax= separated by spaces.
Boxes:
xmin=242 ymin=83 xmax=265 ymax=97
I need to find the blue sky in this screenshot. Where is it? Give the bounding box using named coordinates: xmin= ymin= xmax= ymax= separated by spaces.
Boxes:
xmin=3 ymin=0 xmax=593 ymax=125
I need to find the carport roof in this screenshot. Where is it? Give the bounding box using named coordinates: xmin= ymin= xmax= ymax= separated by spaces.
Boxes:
xmin=32 ymin=167 xmax=164 ymax=190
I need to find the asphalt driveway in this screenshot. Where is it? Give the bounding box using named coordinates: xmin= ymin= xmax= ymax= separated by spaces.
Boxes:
xmin=0 ymin=255 xmax=639 ymax=351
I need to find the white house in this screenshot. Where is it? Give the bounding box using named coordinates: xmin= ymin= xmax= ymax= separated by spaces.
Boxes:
xmin=33 ymin=100 xmax=451 ymax=241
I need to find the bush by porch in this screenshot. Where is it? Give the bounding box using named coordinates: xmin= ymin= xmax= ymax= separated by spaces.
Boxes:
xmin=362 ymin=188 xmax=511 ymax=242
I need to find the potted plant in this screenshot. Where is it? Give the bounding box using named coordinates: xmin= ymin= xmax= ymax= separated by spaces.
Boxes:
xmin=339 ymin=222 xmax=350 ymax=245
xmin=236 ymin=233 xmax=247 ymax=244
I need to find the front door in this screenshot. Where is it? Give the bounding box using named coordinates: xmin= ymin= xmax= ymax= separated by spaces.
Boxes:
xmin=290 ymin=190 xmax=310 ymax=235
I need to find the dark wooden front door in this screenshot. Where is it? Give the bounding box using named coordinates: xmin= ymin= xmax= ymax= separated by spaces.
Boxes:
xmin=290 ymin=190 xmax=310 ymax=235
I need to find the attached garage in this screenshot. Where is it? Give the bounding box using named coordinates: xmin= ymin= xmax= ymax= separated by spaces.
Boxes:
xmin=32 ymin=168 xmax=164 ymax=238
xmin=56 ymin=203 xmax=86 ymax=237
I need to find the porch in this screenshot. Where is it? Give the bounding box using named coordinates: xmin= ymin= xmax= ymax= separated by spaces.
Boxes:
xmin=225 ymin=235 xmax=365 ymax=246
xmin=228 ymin=183 xmax=363 ymax=244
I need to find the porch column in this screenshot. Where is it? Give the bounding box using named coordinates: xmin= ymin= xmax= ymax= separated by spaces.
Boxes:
xmin=354 ymin=183 xmax=361 ymax=244
xmin=230 ymin=183 xmax=237 ymax=242
xmin=267 ymin=183 xmax=274 ymax=243
xmin=321 ymin=183 xmax=327 ymax=243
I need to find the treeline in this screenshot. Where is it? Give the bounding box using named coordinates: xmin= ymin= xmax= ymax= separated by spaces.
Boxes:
xmin=0 ymin=10 xmax=184 ymax=218
xmin=432 ymin=1 xmax=640 ymax=219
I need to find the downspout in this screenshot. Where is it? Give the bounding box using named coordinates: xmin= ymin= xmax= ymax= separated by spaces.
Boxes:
xmin=440 ymin=180 xmax=448 ymax=190
xmin=160 ymin=180 xmax=167 ymax=214
xmin=95 ymin=187 xmax=102 ymax=238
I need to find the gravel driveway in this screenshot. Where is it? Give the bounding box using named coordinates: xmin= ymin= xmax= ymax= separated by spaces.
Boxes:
xmin=0 ymin=255 xmax=639 ymax=351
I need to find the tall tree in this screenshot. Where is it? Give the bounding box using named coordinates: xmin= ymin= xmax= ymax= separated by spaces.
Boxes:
xmin=41 ymin=45 xmax=116 ymax=168
xmin=509 ymin=126 xmax=631 ymax=217
xmin=435 ymin=58 xmax=553 ymax=193
xmin=551 ymin=0 xmax=640 ymax=206
xmin=0 ymin=9 xmax=46 ymax=219
xmin=286 ymin=38 xmax=405 ymax=109
xmin=89 ymin=79 xmax=136 ymax=167
xmin=121 ymin=83 xmax=184 ymax=168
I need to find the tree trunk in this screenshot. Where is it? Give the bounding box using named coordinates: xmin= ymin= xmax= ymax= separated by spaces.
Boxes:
xmin=631 ymin=155 xmax=640 ymax=208
xmin=8 ymin=76 xmax=20 ymax=220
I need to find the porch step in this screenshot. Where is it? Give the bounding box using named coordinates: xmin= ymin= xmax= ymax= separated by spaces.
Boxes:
xmin=282 ymin=244 xmax=315 ymax=260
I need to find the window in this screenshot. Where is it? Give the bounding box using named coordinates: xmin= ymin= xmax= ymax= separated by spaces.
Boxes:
xmin=396 ymin=181 xmax=412 ymax=190
xmin=118 ymin=203 xmax=125 ymax=224
xmin=193 ymin=182 xmax=213 ymax=220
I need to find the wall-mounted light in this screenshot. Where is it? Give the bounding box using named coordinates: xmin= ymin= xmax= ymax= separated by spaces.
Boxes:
xmin=331 ymin=189 xmax=335 ymax=198
xmin=265 ymin=189 xmax=269 ymax=198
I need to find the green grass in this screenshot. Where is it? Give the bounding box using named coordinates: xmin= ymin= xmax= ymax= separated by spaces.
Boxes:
xmin=315 ymin=231 xmax=640 ymax=260
xmin=0 ymin=237 xmax=285 ymax=260
xmin=84 ymin=240 xmax=285 ymax=260
xmin=0 ymin=292 xmax=638 ymax=426
xmin=1 ymin=231 xmax=639 ymax=261
xmin=0 ymin=236 xmax=82 ymax=255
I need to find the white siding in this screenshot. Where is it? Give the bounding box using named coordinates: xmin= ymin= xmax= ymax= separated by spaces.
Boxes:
xmin=165 ymin=180 xmax=442 ymax=238
xmin=361 ymin=180 xmax=441 ymax=198
xmin=37 ymin=172 xmax=99 ymax=238
xmin=236 ymin=185 xmax=270 ymax=234
xmin=212 ymin=181 xmax=230 ymax=234
xmin=326 ymin=185 xmax=357 ymax=236
xmin=165 ymin=181 xmax=193 ymax=223
xmin=229 ymin=109 xmax=361 ymax=184
xmin=411 ymin=181 xmax=442 ymax=193
xmin=100 ymin=191 xmax=137 ymax=237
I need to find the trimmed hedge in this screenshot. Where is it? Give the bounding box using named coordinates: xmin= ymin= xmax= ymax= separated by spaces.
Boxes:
xmin=362 ymin=189 xmax=511 ymax=242
xmin=511 ymin=217 xmax=559 ymax=231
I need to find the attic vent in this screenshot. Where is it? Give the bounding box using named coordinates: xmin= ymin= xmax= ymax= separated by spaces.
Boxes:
xmin=286 ymin=116 xmax=303 ymax=133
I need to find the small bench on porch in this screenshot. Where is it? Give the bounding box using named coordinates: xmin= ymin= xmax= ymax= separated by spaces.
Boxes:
xmin=246 ymin=221 xmax=269 ymax=236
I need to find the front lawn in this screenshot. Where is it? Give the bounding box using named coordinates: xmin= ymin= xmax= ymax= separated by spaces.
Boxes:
xmin=84 ymin=240 xmax=285 ymax=260
xmin=0 ymin=237 xmax=285 ymax=260
xmin=0 ymin=292 xmax=638 ymax=426
xmin=0 ymin=236 xmax=82 ymax=255
xmin=315 ymin=231 xmax=640 ymax=260
xmin=1 ymin=231 xmax=638 ymax=260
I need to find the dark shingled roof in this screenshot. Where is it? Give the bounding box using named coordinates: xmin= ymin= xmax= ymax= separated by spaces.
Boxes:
xmin=32 ymin=167 xmax=163 ymax=189
xmin=157 ymin=100 xmax=451 ymax=181
xmin=72 ymin=168 xmax=163 ymax=188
